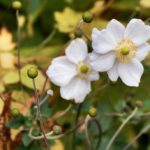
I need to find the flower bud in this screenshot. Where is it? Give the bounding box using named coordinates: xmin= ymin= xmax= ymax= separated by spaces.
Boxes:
xmin=11 ymin=108 xmax=20 ymax=116
xmin=12 ymin=1 xmax=22 ymax=9
xmin=88 ymin=106 xmax=97 ymax=117
xmin=52 ymin=125 xmax=62 ymax=135
xmin=135 ymin=100 xmax=143 ymax=108
xmin=75 ymin=29 xmax=82 ymax=38
xmin=82 ymin=12 xmax=93 ymax=23
xmin=27 ymin=67 xmax=38 ymax=79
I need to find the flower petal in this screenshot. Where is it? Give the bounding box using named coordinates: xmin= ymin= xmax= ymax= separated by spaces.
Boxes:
xmin=60 ymin=77 xmax=91 ymax=103
xmin=107 ymin=19 xmax=125 ymax=42
xmin=92 ymin=28 xmax=116 ymax=54
xmin=124 ymin=19 xmax=150 ymax=46
xmin=88 ymin=70 xmax=99 ymax=81
xmin=136 ymin=43 xmax=150 ymax=61
xmin=90 ymin=52 xmax=116 ymax=72
xmin=118 ymin=59 xmax=144 ymax=87
xmin=65 ymin=38 xmax=88 ymax=63
xmin=108 ymin=61 xmax=119 ymax=81
xmin=46 ymin=56 xmax=76 ymax=86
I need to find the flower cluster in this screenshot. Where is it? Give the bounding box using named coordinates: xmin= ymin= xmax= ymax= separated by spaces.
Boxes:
xmin=47 ymin=19 xmax=150 ymax=103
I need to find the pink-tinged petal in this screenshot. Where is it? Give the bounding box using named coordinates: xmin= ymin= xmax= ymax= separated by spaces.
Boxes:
xmin=60 ymin=77 xmax=91 ymax=103
xmin=118 ymin=59 xmax=144 ymax=87
xmin=46 ymin=56 xmax=76 ymax=86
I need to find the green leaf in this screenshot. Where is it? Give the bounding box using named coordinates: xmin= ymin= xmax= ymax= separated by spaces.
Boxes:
xmin=6 ymin=114 xmax=25 ymax=129
xmin=12 ymin=90 xmax=30 ymax=103
xmin=22 ymin=132 xmax=32 ymax=147
xmin=40 ymin=98 xmax=52 ymax=117
xmin=3 ymin=71 xmax=19 ymax=85
xmin=0 ymin=81 xmax=5 ymax=92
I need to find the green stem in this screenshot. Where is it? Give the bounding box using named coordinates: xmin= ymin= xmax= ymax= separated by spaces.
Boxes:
xmin=123 ymin=124 xmax=150 ymax=150
xmin=72 ymin=103 xmax=82 ymax=150
xmin=106 ymin=107 xmax=138 ymax=150
xmin=32 ymin=79 xmax=50 ymax=150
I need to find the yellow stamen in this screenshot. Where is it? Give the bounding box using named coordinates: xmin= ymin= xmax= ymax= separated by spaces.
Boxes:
xmin=77 ymin=62 xmax=91 ymax=78
xmin=121 ymin=46 xmax=130 ymax=55
xmin=116 ymin=39 xmax=137 ymax=63
xmin=80 ymin=65 xmax=89 ymax=73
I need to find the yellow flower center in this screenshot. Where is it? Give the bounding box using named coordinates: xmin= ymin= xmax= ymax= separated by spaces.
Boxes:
xmin=80 ymin=65 xmax=89 ymax=73
xmin=77 ymin=62 xmax=91 ymax=78
xmin=116 ymin=39 xmax=137 ymax=63
xmin=121 ymin=46 xmax=130 ymax=55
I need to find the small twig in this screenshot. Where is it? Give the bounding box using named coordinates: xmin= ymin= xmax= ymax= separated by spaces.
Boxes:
xmin=32 ymin=79 xmax=50 ymax=150
xmin=123 ymin=124 xmax=150 ymax=150
xmin=77 ymin=19 xmax=91 ymax=42
xmin=106 ymin=107 xmax=138 ymax=150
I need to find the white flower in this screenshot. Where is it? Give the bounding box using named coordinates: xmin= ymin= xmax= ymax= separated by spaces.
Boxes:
xmin=91 ymin=19 xmax=150 ymax=87
xmin=46 ymin=38 xmax=99 ymax=103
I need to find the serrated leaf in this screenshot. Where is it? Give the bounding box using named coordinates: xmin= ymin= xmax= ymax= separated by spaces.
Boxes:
xmin=54 ymin=7 xmax=81 ymax=33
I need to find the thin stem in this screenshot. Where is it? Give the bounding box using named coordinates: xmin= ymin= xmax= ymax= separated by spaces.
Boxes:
xmin=77 ymin=19 xmax=91 ymax=42
xmin=52 ymin=104 xmax=72 ymax=119
xmin=85 ymin=115 xmax=93 ymax=150
xmin=40 ymin=76 xmax=48 ymax=100
xmin=123 ymin=124 xmax=150 ymax=150
xmin=85 ymin=116 xmax=102 ymax=150
xmin=16 ymin=10 xmax=26 ymax=100
xmin=72 ymin=103 xmax=82 ymax=150
xmin=29 ymin=120 xmax=85 ymax=140
xmin=37 ymin=29 xmax=56 ymax=50
xmin=32 ymin=79 xmax=50 ymax=150
xmin=16 ymin=10 xmax=22 ymax=85
xmin=106 ymin=107 xmax=138 ymax=150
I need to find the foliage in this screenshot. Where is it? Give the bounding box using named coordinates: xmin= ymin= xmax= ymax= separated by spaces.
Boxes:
xmin=0 ymin=0 xmax=150 ymax=150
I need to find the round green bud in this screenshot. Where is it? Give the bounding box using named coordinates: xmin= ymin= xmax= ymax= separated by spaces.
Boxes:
xmin=11 ymin=108 xmax=20 ymax=116
xmin=80 ymin=65 xmax=89 ymax=73
xmin=135 ymin=100 xmax=143 ymax=108
xmin=75 ymin=29 xmax=82 ymax=38
xmin=121 ymin=46 xmax=130 ymax=55
xmin=27 ymin=67 xmax=38 ymax=79
xmin=12 ymin=1 xmax=22 ymax=9
xmin=82 ymin=12 xmax=93 ymax=23
xmin=88 ymin=107 xmax=97 ymax=117
xmin=52 ymin=125 xmax=62 ymax=135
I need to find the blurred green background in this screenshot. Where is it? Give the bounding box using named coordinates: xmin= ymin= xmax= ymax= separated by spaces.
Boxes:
xmin=0 ymin=0 xmax=150 ymax=150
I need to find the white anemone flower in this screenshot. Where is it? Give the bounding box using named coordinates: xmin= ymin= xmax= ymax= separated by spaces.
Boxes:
xmin=91 ymin=19 xmax=150 ymax=87
xmin=46 ymin=38 xmax=99 ymax=103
